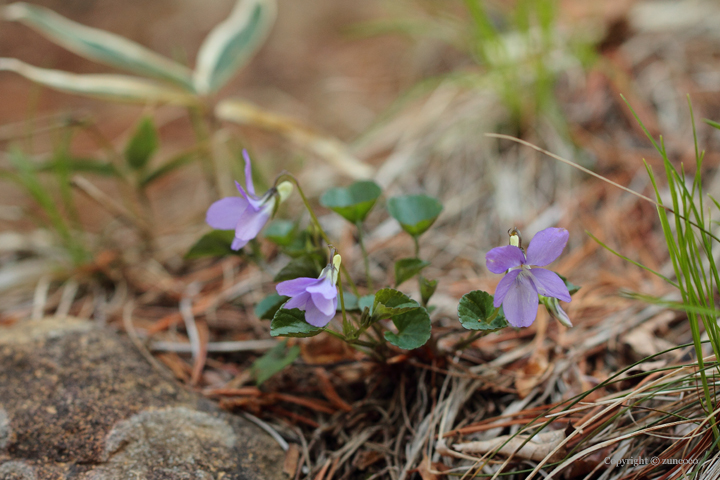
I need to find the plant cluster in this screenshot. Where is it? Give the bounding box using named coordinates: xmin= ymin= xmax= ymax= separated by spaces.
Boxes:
xmin=195 ymin=150 xmax=579 ymax=358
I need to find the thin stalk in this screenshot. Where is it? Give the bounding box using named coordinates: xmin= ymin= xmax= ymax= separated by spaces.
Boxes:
xmin=413 ymin=235 xmax=420 ymax=257
xmin=337 ymin=274 xmax=352 ymax=337
xmin=356 ymin=221 xmax=373 ymax=289
xmin=452 ymin=330 xmax=486 ymax=351
xmin=276 ymin=173 xmax=360 ymax=296
xmin=187 ymin=106 xmax=217 ymax=196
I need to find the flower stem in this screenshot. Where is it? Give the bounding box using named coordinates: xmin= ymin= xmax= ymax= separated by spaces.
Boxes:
xmin=187 ymin=106 xmax=217 ymax=197
xmin=452 ymin=330 xmax=486 ymax=351
xmin=337 ymin=274 xmax=352 ymax=336
xmin=276 ymin=173 xmax=360 ymax=296
xmin=413 ymin=235 xmax=420 ymax=257
xmin=356 ymin=221 xmax=373 ymax=290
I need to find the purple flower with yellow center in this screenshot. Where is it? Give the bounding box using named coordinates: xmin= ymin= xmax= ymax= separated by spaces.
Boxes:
xmin=205 ymin=150 xmax=292 ymax=250
xmin=486 ymin=227 xmax=571 ymax=328
xmin=276 ymin=254 xmax=341 ymax=327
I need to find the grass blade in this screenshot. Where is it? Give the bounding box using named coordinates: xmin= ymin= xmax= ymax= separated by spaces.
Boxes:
xmin=1 ymin=2 xmax=193 ymax=90
xmin=0 ymin=58 xmax=199 ymax=105
xmin=194 ymin=0 xmax=276 ymax=94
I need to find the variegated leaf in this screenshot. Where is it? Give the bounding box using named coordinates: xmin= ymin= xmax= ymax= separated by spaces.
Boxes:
xmin=0 ymin=58 xmax=199 ymax=105
xmin=1 ymin=2 xmax=194 ymax=90
xmin=194 ymin=0 xmax=276 ymax=95
xmin=215 ymin=98 xmax=374 ymax=179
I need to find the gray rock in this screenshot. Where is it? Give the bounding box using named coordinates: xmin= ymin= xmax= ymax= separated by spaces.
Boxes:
xmin=0 ymin=318 xmax=284 ymax=479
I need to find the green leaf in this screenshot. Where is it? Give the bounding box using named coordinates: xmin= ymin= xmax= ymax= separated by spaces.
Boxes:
xmin=270 ymin=307 xmax=322 ymax=337
xmin=373 ymin=288 xmax=416 ymax=310
xmin=359 ymin=294 xmax=375 ymax=313
xmin=250 ymin=340 xmax=300 ymax=385
xmin=387 ymin=194 xmax=443 ymax=237
xmin=384 ymin=308 xmax=431 ymax=350
xmin=319 ymin=180 xmax=382 ymax=224
xmin=273 ymin=253 xmax=324 ymax=282
xmin=194 ymin=0 xmax=277 ymax=94
xmin=555 ymin=272 xmax=581 ymax=295
xmin=36 ymin=158 xmax=118 ymax=176
xmin=372 ymin=288 xmax=421 ymax=320
xmin=0 ymin=58 xmax=199 ymax=105
xmin=1 ymin=2 xmax=194 ymax=89
xmin=185 ymin=230 xmax=239 ymax=259
xmin=339 ymin=291 xmax=359 ymax=311
xmin=254 ymin=293 xmax=288 ymax=320
xmin=140 ymin=153 xmax=194 ymax=187
xmin=420 ymin=277 xmax=438 ymax=305
xmin=263 ymin=220 xmax=296 ymax=246
xmin=125 ymin=116 xmax=158 ymax=170
xmin=457 ymin=290 xmax=509 ymax=331
xmin=394 ymin=257 xmax=430 ymax=287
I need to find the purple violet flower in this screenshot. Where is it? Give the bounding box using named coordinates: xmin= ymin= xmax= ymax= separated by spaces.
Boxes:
xmin=276 ymin=255 xmax=341 ymax=328
xmin=205 ymin=150 xmax=292 ymax=250
xmin=486 ymin=227 xmax=571 ymax=328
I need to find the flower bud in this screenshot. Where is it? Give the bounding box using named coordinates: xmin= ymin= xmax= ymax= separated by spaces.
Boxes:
xmin=276 ymin=181 xmax=293 ymax=203
xmin=540 ymin=295 xmax=573 ymax=328
xmin=331 ymin=254 xmax=341 ymax=284
xmin=508 ymin=227 xmax=522 ymax=249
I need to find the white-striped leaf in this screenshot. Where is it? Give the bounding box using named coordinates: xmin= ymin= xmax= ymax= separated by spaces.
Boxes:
xmin=215 ymin=98 xmax=374 ymax=179
xmin=0 ymin=58 xmax=199 ymax=105
xmin=194 ymin=0 xmax=276 ymax=95
xmin=1 ymin=2 xmax=194 ymax=90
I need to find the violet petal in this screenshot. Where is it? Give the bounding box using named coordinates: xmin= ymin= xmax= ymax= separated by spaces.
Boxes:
xmin=528 ymin=268 xmax=571 ymax=302
xmin=525 ymin=228 xmax=568 ymax=266
xmin=310 ymin=291 xmax=336 ymax=316
xmin=234 ymin=205 xmax=271 ymax=242
xmin=205 ymin=197 xmax=249 ymax=230
xmin=276 ymin=277 xmax=319 ymax=297
xmin=230 ymin=237 xmax=247 ymax=251
xmin=486 ymin=245 xmax=525 ymax=274
xmin=306 ymin=277 xmax=337 ymax=299
xmin=242 ymin=150 xmax=256 ymax=196
xmin=305 ymin=300 xmax=333 ymax=327
xmin=283 ymin=292 xmax=311 ymax=310
xmin=502 ymin=272 xmax=539 ymax=328
xmin=493 ymin=269 xmax=521 ymax=308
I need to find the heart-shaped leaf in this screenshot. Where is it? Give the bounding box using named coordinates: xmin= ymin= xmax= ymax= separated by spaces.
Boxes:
xmin=338 ymin=291 xmax=359 ymax=311
xmin=254 ymin=293 xmax=288 ymax=320
xmin=270 ymin=307 xmax=322 ymax=337
xmin=251 ymin=340 xmax=299 ymax=385
xmin=358 ymin=294 xmax=375 ymax=314
xmin=394 ymin=257 xmax=430 ymax=287
xmin=387 ymin=194 xmax=443 ymax=237
xmin=263 ymin=219 xmax=296 ymax=246
xmin=273 ymin=253 xmax=324 ymax=282
xmin=185 ymin=230 xmax=240 ymax=259
xmin=320 ymin=180 xmax=381 ymax=224
xmin=555 ymin=272 xmax=581 ymax=295
xmin=125 ymin=116 xmax=158 ymax=170
xmin=457 ymin=290 xmax=509 ymax=331
xmin=384 ymin=308 xmax=431 ymax=350
xmin=373 ymin=288 xmax=418 ymax=313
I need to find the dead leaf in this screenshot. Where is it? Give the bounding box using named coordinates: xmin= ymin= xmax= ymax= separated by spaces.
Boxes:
xmin=623 ymin=325 xmax=675 ymax=358
xmin=454 ymin=428 xmax=566 ymax=462
xmin=515 ymin=348 xmax=551 ymax=398
xmin=283 ymin=443 xmax=300 ymax=476
xmin=300 ymin=333 xmax=356 ymax=364
xmin=353 ymin=450 xmax=384 ymax=470
xmin=416 ymin=454 xmax=450 ymax=480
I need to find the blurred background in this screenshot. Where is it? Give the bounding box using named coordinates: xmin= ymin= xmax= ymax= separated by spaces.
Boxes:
xmin=3 ymin=0 xmax=720 ymax=476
